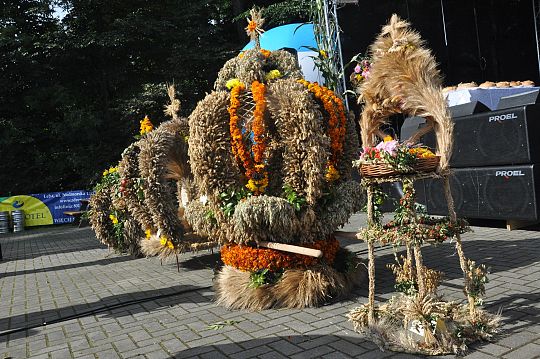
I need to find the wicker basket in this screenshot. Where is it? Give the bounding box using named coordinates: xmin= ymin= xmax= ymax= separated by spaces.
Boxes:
xmin=360 ymin=156 xmax=440 ymax=178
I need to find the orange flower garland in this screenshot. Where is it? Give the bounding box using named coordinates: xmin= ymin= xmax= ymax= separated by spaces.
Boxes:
xmin=251 ymin=81 xmax=267 ymax=166
xmin=298 ymin=80 xmax=347 ymax=181
xmin=228 ymin=80 xmax=268 ymax=194
xmin=228 ymin=82 xmax=252 ymax=174
xmin=221 ymin=237 xmax=341 ymax=272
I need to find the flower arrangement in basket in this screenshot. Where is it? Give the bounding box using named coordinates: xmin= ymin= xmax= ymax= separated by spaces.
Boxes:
xmin=353 ymin=136 xmax=439 ymax=178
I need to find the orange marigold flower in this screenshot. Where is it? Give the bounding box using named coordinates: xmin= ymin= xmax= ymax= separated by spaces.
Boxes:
xmin=247 ymin=20 xmax=257 ymax=32
xmin=260 ymin=49 xmax=271 ymax=58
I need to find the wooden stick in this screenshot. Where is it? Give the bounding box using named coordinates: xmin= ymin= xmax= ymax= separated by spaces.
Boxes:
xmin=258 ymin=241 xmax=322 ymax=258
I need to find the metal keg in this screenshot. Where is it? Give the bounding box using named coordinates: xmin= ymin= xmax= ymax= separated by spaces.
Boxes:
xmin=0 ymin=211 xmax=9 ymax=234
xmin=11 ymin=210 xmax=25 ymax=232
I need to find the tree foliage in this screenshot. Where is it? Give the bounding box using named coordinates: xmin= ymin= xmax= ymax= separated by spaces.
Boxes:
xmin=0 ymin=0 xmax=239 ymax=194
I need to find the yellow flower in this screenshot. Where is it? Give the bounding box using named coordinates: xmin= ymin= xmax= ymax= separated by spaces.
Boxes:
xmin=383 ymin=135 xmax=393 ymax=142
xmin=109 ymin=214 xmax=118 ymax=224
xmin=409 ymin=147 xmax=435 ymax=158
xmin=319 ymin=50 xmax=328 ymax=58
xmin=102 ymin=169 xmax=109 ymax=176
xmin=226 ymin=78 xmax=243 ymax=90
xmin=108 ymin=166 xmax=117 ymax=174
xmin=167 ymin=241 xmax=174 ymax=249
xmin=325 ymin=164 xmax=340 ymax=182
xmin=246 ymin=177 xmax=268 ymax=194
xmin=145 ymin=229 xmax=152 ymax=239
xmin=355 ymin=74 xmax=363 ymax=81
xmin=238 ymin=51 xmax=245 ymax=59
xmin=265 ymin=69 xmax=282 ymax=81
xmin=160 ymin=236 xmax=168 ymax=246
xmin=139 ymin=115 xmax=154 ymax=136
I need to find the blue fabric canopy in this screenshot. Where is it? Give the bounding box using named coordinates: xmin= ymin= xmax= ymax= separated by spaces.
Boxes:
xmin=242 ymin=23 xmax=318 ymax=52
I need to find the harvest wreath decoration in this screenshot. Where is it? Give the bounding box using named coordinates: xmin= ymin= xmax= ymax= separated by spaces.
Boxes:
xmin=185 ymin=8 xmax=366 ymax=310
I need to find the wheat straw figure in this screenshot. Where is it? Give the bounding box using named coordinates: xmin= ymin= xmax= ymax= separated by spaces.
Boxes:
xmin=348 ymin=14 xmax=500 ymax=355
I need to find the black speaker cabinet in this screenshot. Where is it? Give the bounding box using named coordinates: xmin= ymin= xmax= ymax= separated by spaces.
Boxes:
xmin=423 ymin=104 xmax=540 ymax=167
xmin=416 ymin=164 xmax=540 ymax=221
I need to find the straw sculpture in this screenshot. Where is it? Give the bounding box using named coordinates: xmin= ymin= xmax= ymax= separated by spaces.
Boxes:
xmin=348 ymin=14 xmax=500 ymax=355
xmin=89 ymin=85 xmax=216 ymax=261
xmin=90 ymin=9 xmax=365 ymax=308
xmin=186 ymin=8 xmax=366 ymax=309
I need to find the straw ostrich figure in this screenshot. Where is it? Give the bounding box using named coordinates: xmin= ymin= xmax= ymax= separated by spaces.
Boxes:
xmin=359 ymin=14 xmax=453 ymax=171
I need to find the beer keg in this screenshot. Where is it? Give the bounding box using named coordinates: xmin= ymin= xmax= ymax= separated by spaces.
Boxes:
xmin=11 ymin=210 xmax=25 ymax=232
xmin=0 ymin=211 xmax=9 ymax=234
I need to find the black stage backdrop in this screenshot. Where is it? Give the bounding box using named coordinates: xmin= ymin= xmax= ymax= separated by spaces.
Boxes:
xmin=338 ymin=0 xmax=539 ymax=86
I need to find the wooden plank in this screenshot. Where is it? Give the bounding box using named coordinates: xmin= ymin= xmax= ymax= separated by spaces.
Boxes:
xmin=64 ymin=211 xmax=83 ymax=216
xmin=258 ymin=241 xmax=323 ymax=258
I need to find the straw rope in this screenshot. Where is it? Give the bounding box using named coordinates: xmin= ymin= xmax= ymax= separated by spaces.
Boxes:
xmin=366 ymin=186 xmax=376 ymax=324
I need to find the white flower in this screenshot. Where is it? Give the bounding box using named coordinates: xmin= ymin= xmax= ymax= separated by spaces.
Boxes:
xmin=199 ymin=195 xmax=208 ymax=205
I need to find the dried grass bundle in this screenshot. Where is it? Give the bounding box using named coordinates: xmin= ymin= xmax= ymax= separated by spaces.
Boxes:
xmin=267 ymin=50 xmax=303 ymax=79
xmin=214 ymin=249 xmax=365 ymax=310
xmin=184 ymin=200 xmax=219 ymax=238
xmin=139 ymin=235 xmax=168 ymax=258
xmin=139 ymin=121 xmax=187 ymax=254
xmin=164 ymin=84 xmax=181 ymax=121
xmin=188 ymin=91 xmax=241 ymax=196
xmin=122 ymin=213 xmax=145 ymax=256
xmin=118 ymin=142 xmax=155 ymax=232
xmin=273 ymin=265 xmax=345 ymax=308
xmin=214 ymin=49 xmax=302 ymax=92
xmin=267 ymin=79 xmax=329 ymax=205
xmin=314 ymin=180 xmax=365 ymax=239
xmin=214 ymin=265 xmax=276 ymax=311
xmin=348 ymin=293 xmax=501 ymax=356
xmin=339 ymin=112 xmax=360 ymax=179
xmin=89 ymin=186 xmax=115 ymax=247
xmin=236 ymin=49 xmax=266 ymax=86
xmin=232 ymin=195 xmax=299 ymax=244
xmin=214 ymin=56 xmax=242 ymax=91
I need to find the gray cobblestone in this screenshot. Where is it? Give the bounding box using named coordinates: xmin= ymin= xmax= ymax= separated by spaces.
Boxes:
xmin=268 ymin=339 xmax=303 ymax=356
xmin=502 ymin=343 xmax=540 ymax=359
xmin=1 ymin=219 xmax=539 ymax=359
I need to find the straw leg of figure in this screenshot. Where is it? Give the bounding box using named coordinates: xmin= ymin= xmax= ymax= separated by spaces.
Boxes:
xmin=366 ymin=186 xmax=377 ymax=324
xmin=443 ymin=176 xmax=476 ymax=317
xmin=413 ymin=243 xmax=426 ymax=297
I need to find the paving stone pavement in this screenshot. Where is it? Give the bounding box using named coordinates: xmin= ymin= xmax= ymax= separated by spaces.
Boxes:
xmin=1 ymin=214 xmax=539 ymax=358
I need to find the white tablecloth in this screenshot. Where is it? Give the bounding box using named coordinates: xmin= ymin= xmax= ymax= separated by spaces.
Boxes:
xmin=445 ymin=87 xmax=540 ymax=110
